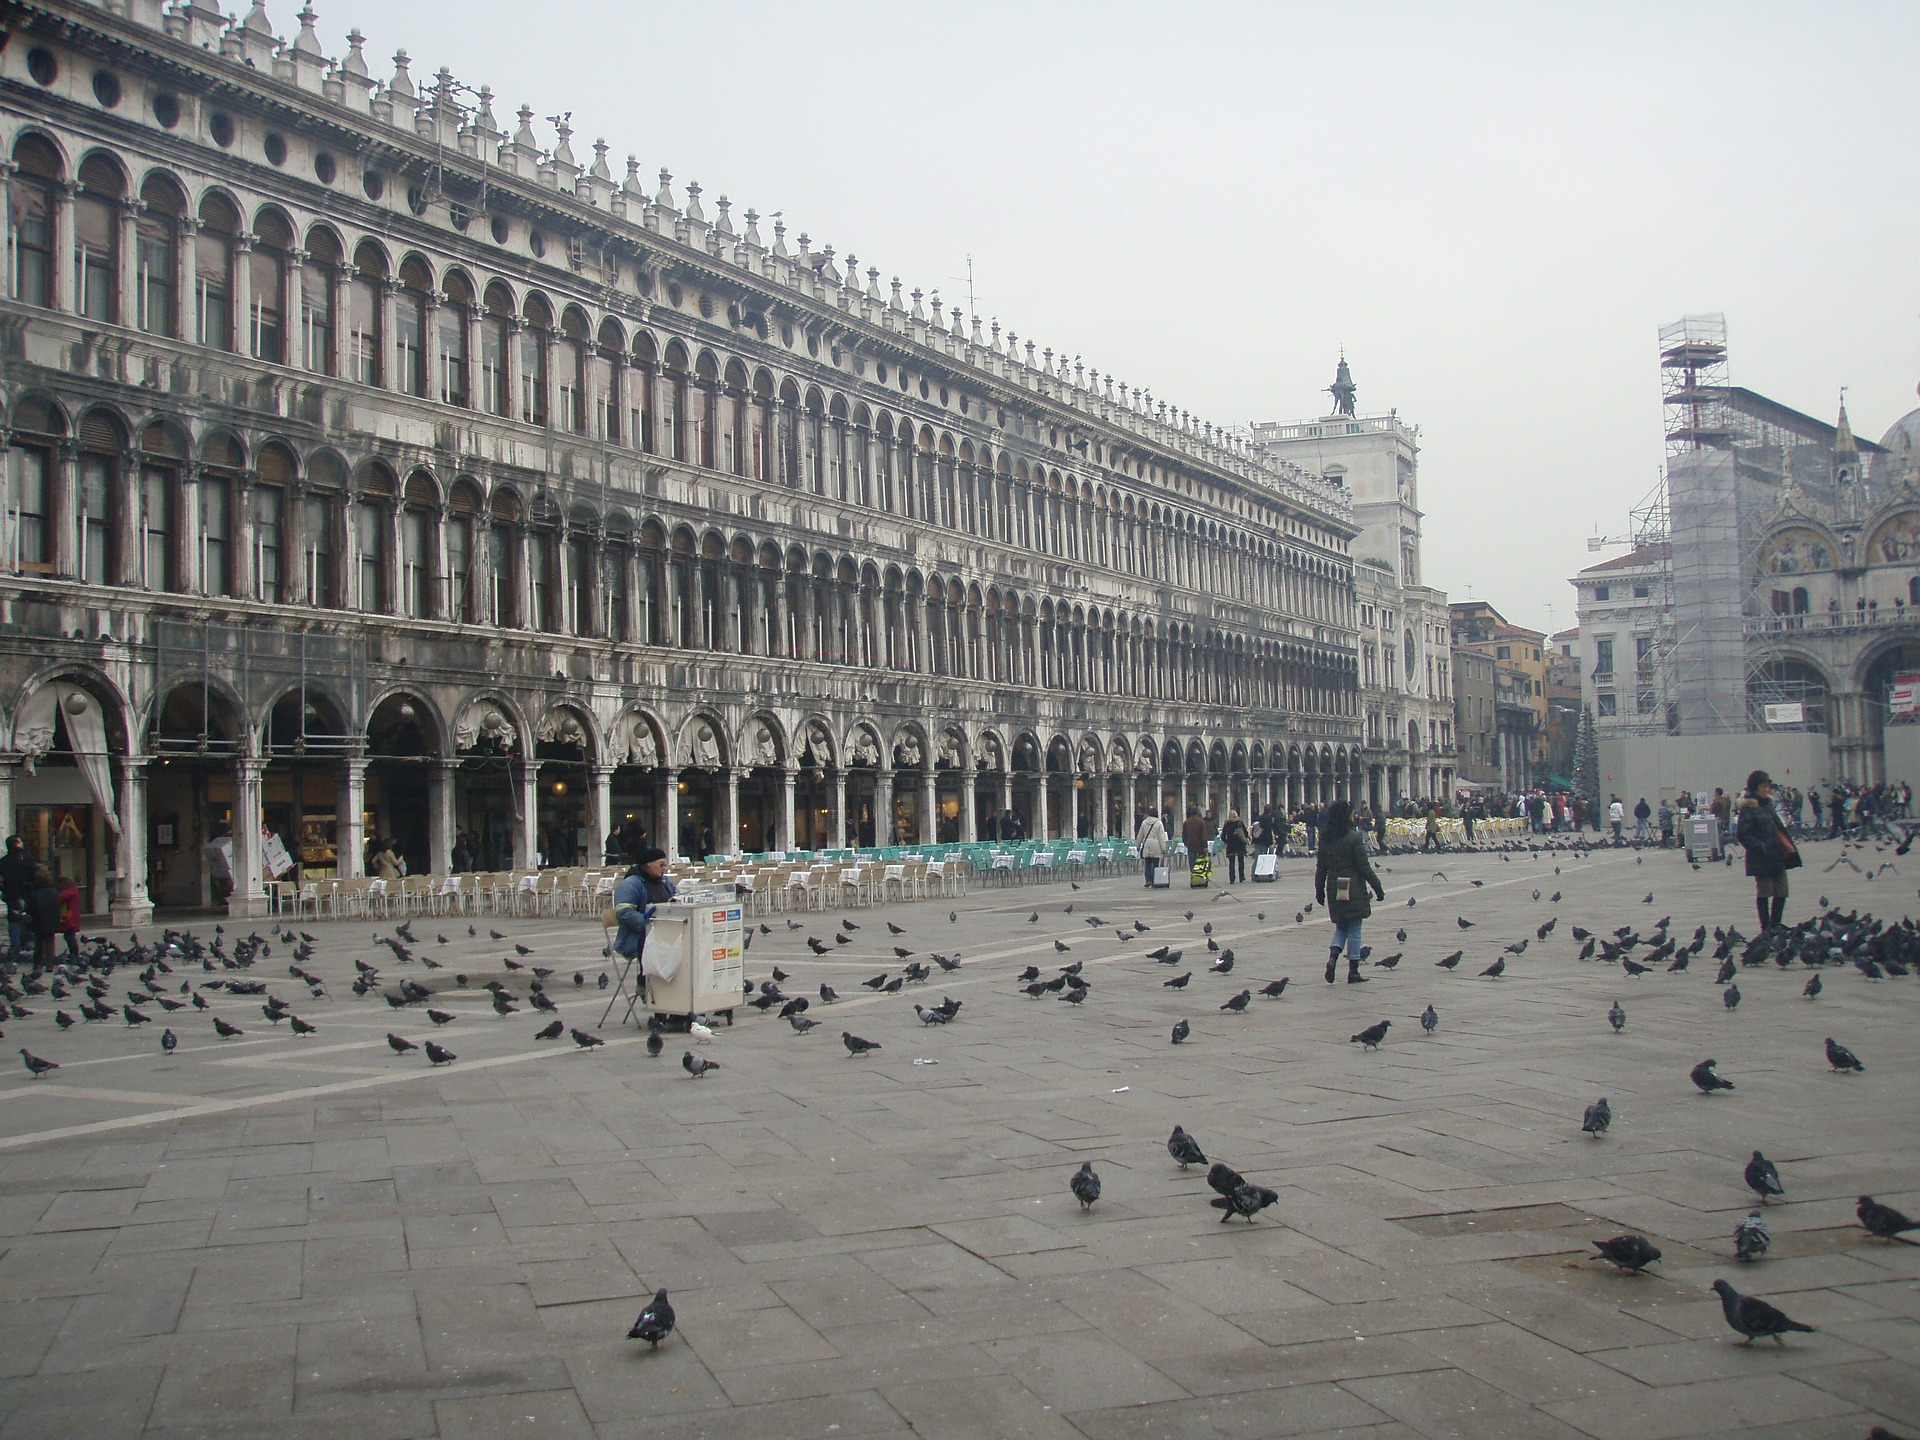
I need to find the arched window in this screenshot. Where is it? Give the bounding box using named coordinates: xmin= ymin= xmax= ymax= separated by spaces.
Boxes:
xmin=480 ymin=284 xmax=512 ymax=417
xmin=602 ymin=525 xmax=631 ymax=641
xmin=249 ymin=210 xmax=291 ymax=363
xmin=662 ymin=345 xmax=688 ymax=460
xmin=557 ymin=309 xmax=589 ymax=434
xmin=394 ymin=255 xmax=430 ymax=397
xmin=631 ymin=334 xmax=658 ymax=452
xmin=489 ymin=491 xmax=520 ymax=626
xmin=1910 ymin=577 xmax=1919 ymax=607
xmin=8 ymin=136 xmax=60 ymax=309
xmin=568 ymin=526 xmax=595 ymax=636
xmin=445 ymin=481 xmax=481 ymax=623
xmin=194 ymin=193 xmax=238 ymax=350
xmin=528 ymin=500 xmax=560 ymax=631
xmin=9 ymin=399 xmax=61 ymax=574
xmin=300 ymin=227 xmax=339 ymax=374
xmin=199 ymin=433 xmax=243 ymax=597
xmin=402 ymin=470 xmax=437 ymax=618
xmin=519 ymin=295 xmax=550 ymax=426
xmin=139 ymin=423 xmax=185 ymax=592
xmin=76 ymin=411 xmax=127 ymax=585
xmin=254 ymin=441 xmax=295 ymax=602
xmin=594 ymin=320 xmax=623 ymax=442
xmin=439 ymin=272 xmax=471 ymax=407
xmin=301 ymin=451 xmax=345 ymax=607
xmin=74 ymin=155 xmax=123 ymax=323
xmin=349 ymin=242 xmax=384 ymax=385
xmin=355 ymin=466 xmax=393 ymax=612
xmin=135 ymin=174 xmax=184 ymax=336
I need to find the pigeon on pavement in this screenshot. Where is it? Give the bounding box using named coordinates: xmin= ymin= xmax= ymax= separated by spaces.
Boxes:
xmin=1608 ymin=1001 xmax=1626 ymax=1032
xmin=1420 ymin=1003 xmax=1437 ymax=1034
xmin=1168 ymin=1126 xmax=1207 ymax=1168
xmin=1709 ymin=1279 xmax=1816 ymax=1345
xmin=1746 ymin=1151 xmax=1785 ymax=1203
xmin=1690 ymin=1059 xmax=1734 ymax=1094
xmin=842 ymin=1031 xmax=882 ymax=1057
xmin=1170 ymin=1018 xmax=1190 ymax=1045
xmin=682 ymin=1051 xmax=720 ymax=1078
xmin=424 ymin=1041 xmax=456 ymax=1065
xmin=1219 ymin=990 xmax=1251 ymax=1013
xmin=1212 ymin=1182 xmax=1280 ymax=1223
xmin=1582 ymin=1098 xmax=1612 ymax=1136
xmin=1350 ymin=1020 xmax=1390 ymax=1049
xmin=628 ymin=1288 xmax=676 ymax=1347
xmin=1591 ymin=1234 xmax=1661 ymax=1274
xmin=1734 ymin=1211 xmax=1772 ymax=1262
xmin=1825 ymin=1038 xmax=1864 ymax=1072
xmin=1857 ymin=1196 xmax=1920 ymax=1243
xmin=1069 ymin=1161 xmax=1101 ymax=1210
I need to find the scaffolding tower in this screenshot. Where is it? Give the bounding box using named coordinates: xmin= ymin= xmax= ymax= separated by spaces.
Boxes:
xmin=1660 ymin=313 xmax=1733 ymax=455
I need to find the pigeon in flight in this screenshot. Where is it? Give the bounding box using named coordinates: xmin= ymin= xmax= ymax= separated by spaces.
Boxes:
xmin=1709 ymin=1279 xmax=1816 ymax=1346
xmin=1069 ymin=1161 xmax=1101 ymax=1210
xmin=1824 ymin=1038 xmax=1864 ymax=1072
xmin=1582 ymin=1098 xmax=1612 ymax=1136
xmin=628 ymin=1288 xmax=676 ymax=1347
xmin=1167 ymin=1125 xmax=1207 ymax=1168
xmin=1590 ymin=1234 xmax=1661 ymax=1274
xmin=1745 ymin=1151 xmax=1785 ymax=1203
xmin=1734 ymin=1211 xmax=1772 ymax=1262
xmin=1350 ymin=1020 xmax=1390 ymax=1049
xmin=1690 ymin=1059 xmax=1734 ymax=1094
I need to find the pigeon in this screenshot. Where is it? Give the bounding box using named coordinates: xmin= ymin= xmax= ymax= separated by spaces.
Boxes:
xmin=1053 ymin=940 xmax=1071 ymax=954
xmin=1857 ymin=1196 xmax=1920 ymax=1243
xmin=1608 ymin=1001 xmax=1625 ymax=1032
xmin=842 ymin=1031 xmax=881 ymax=1057
xmin=1170 ymin=1018 xmax=1190 ymax=1045
xmin=534 ymin=1019 xmax=563 ymax=1040
xmin=1582 ymin=1098 xmax=1612 ymax=1136
xmin=289 ymin=1015 xmax=318 ymax=1036
xmin=1621 ymin=958 xmax=1650 ymax=977
xmin=212 ymin=1017 xmax=244 ymax=1039
xmin=1068 ymin=1160 xmax=1102 ymax=1210
xmin=427 ymin=1009 xmax=457 ymax=1026
xmin=1504 ymin=939 xmax=1530 ymax=956
xmin=1350 ymin=1020 xmax=1390 ymax=1049
xmin=1209 ymin=951 xmax=1235 ymax=975
xmin=124 ymin=1004 xmax=151 ymax=1027
xmin=386 ymin=1033 xmax=417 ymax=1054
xmin=1260 ymin=979 xmax=1289 ymax=998
xmin=1824 ymin=1038 xmax=1863 ymax=1072
xmin=913 ymin=1003 xmax=950 ymax=1026
xmin=1591 ymin=1234 xmax=1661 ymax=1274
xmin=1163 ymin=972 xmax=1191 ymax=989
xmin=1723 ymin=984 xmax=1741 ymax=1011
xmin=1745 ymin=1151 xmax=1785 ymax=1202
xmin=1802 ymin=973 xmax=1822 ymax=999
xmin=645 ymin=1027 xmax=665 ymax=1055
xmin=1734 ymin=1211 xmax=1772 ymax=1262
xmin=1219 ymin=990 xmax=1251 ymax=1013
xmin=1207 ymin=1162 xmax=1246 ymax=1199
xmin=881 ymin=976 xmax=905 ymax=994
xmin=1167 ymin=1125 xmax=1207 ymax=1168
xmin=1456 ymin=917 xmax=1475 ymax=929
xmin=807 ymin=937 xmax=828 ymax=955
xmin=1478 ymin=958 xmax=1506 ymax=979
xmin=1029 ymin=912 xmax=1040 ymax=924
xmin=788 ymin=1014 xmax=818 ymax=1034
xmin=1709 ymin=1279 xmax=1816 ymax=1345
xmin=887 ymin=922 xmax=906 ymax=935
xmin=628 ymin=1288 xmax=676 ymax=1347
xmin=861 ymin=974 xmax=889 ymax=990
xmin=1419 ymin=1003 xmax=1437 ymax=1034
xmin=425 ymin=1041 xmax=456 ymax=1065
xmin=1373 ymin=953 xmax=1401 ymax=970
xmin=1436 ymin=951 xmax=1463 ymax=969
xmin=161 ymin=1027 xmax=178 ymax=1052
xmin=1690 ymin=1059 xmax=1734 ymax=1093
xmin=19 ymin=1048 xmax=58 ymax=1077
xmin=570 ymin=1028 xmax=605 ymax=1049
xmin=1212 ymin=1182 xmax=1280 ymax=1224
xmin=682 ymin=1051 xmax=720 ymax=1078
xmin=491 ymin=994 xmax=518 ymax=1017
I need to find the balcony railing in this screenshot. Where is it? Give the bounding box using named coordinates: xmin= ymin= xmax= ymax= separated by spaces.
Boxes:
xmin=1747 ymin=609 xmax=1920 ymax=637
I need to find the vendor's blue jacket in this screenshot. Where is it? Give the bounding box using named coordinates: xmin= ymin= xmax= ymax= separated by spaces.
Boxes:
xmin=613 ymin=869 xmax=677 ymax=956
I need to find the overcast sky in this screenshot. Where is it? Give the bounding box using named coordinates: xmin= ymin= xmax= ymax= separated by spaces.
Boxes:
xmin=313 ymin=0 xmax=1917 ymax=635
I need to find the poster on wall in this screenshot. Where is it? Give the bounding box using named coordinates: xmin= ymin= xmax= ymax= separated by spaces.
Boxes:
xmin=1763 ymin=702 xmax=1805 ymax=726
xmin=1890 ymin=673 xmax=1920 ymax=717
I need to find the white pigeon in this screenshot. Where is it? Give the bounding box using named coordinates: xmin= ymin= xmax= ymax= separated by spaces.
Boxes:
xmin=689 ymin=1020 xmax=716 ymax=1044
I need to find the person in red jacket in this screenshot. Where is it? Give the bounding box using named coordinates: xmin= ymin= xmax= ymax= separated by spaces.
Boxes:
xmin=55 ymin=872 xmax=82 ymax=957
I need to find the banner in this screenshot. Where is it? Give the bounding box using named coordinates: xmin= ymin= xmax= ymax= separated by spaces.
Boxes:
xmin=1891 ymin=674 xmax=1920 ymax=716
xmin=1763 ymin=702 xmax=1803 ymax=726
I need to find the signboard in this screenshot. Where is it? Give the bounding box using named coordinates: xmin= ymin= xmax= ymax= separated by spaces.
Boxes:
xmin=1891 ymin=673 xmax=1920 ymax=716
xmin=261 ymin=829 xmax=296 ymax=878
xmin=707 ymin=905 xmax=745 ymax=998
xmin=1763 ymin=702 xmax=1804 ymax=726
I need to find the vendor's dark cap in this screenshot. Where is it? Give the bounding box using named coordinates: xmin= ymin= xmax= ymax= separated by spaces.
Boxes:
xmin=635 ymin=846 xmax=667 ymax=865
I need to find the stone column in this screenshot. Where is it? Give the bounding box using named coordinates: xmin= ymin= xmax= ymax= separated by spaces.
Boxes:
xmin=780 ymin=768 xmax=798 ymax=852
xmin=0 ymin=761 xmax=13 ymax=851
xmin=831 ymin=770 xmax=848 ymax=849
xmin=232 ymin=233 xmax=254 ymax=355
xmin=724 ymin=767 xmax=741 ymax=856
xmin=429 ymin=759 xmax=457 ymax=877
xmin=116 ymin=200 xmax=141 ymax=329
xmin=1067 ymin=778 xmax=1080 ymax=840
xmin=339 ymin=756 xmax=367 ymax=878
xmin=1035 ymin=774 xmax=1050 ymax=840
xmin=873 ymin=770 xmax=893 ymax=847
xmin=1000 ymin=772 xmax=1014 ymax=832
xmin=661 ymin=773 xmax=680 ymax=861
xmin=228 ymin=758 xmax=267 ymax=917
xmin=515 ymin=760 xmax=540 ymax=868
xmin=1096 ymin=775 xmax=1110 ymax=839
xmin=922 ymin=771 xmax=937 ymax=845
xmin=111 ymin=756 xmax=153 ymax=927
xmin=1122 ymin=775 xmax=1137 ymax=840
xmin=961 ymin=771 xmax=978 ymax=842
xmin=590 ymin=763 xmax=614 ymax=866
xmin=51 ymin=180 xmax=76 ymax=314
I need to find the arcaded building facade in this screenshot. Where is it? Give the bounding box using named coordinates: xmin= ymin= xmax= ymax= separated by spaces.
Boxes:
xmin=1 ymin=0 xmax=1362 ymax=919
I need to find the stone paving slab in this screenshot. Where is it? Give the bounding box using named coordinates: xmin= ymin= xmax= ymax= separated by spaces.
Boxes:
xmin=0 ymin=835 xmax=1917 ymax=1435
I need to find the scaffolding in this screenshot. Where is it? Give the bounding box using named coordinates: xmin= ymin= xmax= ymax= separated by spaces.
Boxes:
xmin=1660 ymin=313 xmax=1732 ymax=455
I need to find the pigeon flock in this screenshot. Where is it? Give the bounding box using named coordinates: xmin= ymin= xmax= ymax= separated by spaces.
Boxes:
xmin=6 ymin=823 xmax=1917 ymax=1393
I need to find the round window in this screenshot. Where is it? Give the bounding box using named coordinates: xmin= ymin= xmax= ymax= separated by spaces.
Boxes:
xmin=263 ymin=132 xmax=287 ymax=166
xmin=667 ymin=282 xmax=682 ymax=307
xmin=313 ymin=151 xmax=337 ymax=183
xmin=529 ymin=231 xmax=547 ymax=257
xmin=209 ymin=111 xmax=235 ymax=147
xmin=363 ymin=169 xmax=385 ymax=201
xmin=27 ymin=48 xmax=58 ymax=87
xmin=490 ymin=215 xmax=510 ymax=244
xmin=91 ymin=70 xmax=121 ymax=108
xmin=152 ymin=92 xmax=181 ymax=128
xmin=698 ymin=293 xmax=713 ymax=319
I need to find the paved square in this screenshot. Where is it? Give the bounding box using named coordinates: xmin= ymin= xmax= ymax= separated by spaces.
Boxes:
xmin=2 ymin=837 xmax=1917 ymax=1438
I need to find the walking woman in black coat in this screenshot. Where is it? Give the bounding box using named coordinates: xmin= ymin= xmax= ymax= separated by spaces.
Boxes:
xmin=1315 ymin=800 xmax=1386 ymax=984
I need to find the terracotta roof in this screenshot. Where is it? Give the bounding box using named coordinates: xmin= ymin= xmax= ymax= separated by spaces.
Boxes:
xmin=1579 ymin=543 xmax=1669 ymax=576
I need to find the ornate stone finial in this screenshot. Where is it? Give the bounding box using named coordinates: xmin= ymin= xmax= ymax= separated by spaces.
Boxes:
xmin=1025 ymin=339 xmax=1037 ymax=366
xmin=889 ymin=276 xmax=904 ymax=310
xmin=714 ymin=194 xmax=734 ymax=236
xmin=771 ymin=215 xmax=788 ymax=257
xmin=683 ymin=180 xmax=705 ymax=222
xmin=474 ymin=85 xmax=498 ymax=133
xmin=867 ymin=267 xmax=881 ymax=300
xmin=293 ymin=3 xmax=322 ymax=55
xmin=655 ymin=168 xmax=675 ymax=209
xmin=743 ymin=208 xmax=762 ymax=246
xmin=243 ymin=0 xmax=273 ymax=34
xmin=971 ymin=313 xmax=983 ymax=344
xmin=930 ymin=293 xmax=944 ymax=327
xmin=513 ymin=104 xmax=538 ymax=151
xmin=842 ymin=251 xmax=857 ymax=285
xmin=389 ymin=49 xmax=415 ymax=99
xmin=1043 ymin=347 xmax=1053 ymax=373
xmin=623 ymin=156 xmax=646 ymax=199
xmin=342 ymin=26 xmax=368 ymax=75
xmin=1074 ymin=358 xmax=1085 ymax=387
xmin=551 ymin=115 xmax=576 ymax=167
xmin=590 ymin=139 xmax=612 ymax=181
xmin=911 ymin=288 xmax=926 ymax=321
xmin=819 ymin=245 xmax=840 ymax=283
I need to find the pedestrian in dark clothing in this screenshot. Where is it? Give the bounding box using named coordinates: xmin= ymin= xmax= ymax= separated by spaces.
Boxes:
xmin=1221 ymin=811 xmax=1250 ymax=884
xmin=1315 ymin=800 xmax=1386 ymax=985
xmin=24 ymin=865 xmax=61 ymax=972
xmin=1736 ymin=770 xmax=1798 ymax=933
xmin=1 ymin=836 xmax=34 ymax=959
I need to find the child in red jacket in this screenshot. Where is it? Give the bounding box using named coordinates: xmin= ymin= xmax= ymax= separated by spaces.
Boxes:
xmin=55 ymin=874 xmax=81 ymax=957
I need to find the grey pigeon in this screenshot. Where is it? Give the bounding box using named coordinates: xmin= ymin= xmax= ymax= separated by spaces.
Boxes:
xmin=161 ymin=1027 xmax=178 ymax=1052
xmin=1802 ymin=973 xmax=1821 ymax=999
xmin=1824 ymin=1038 xmax=1863 ymax=1072
xmin=1479 ymin=958 xmax=1505 ymax=979
xmin=788 ymin=1014 xmax=818 ymax=1034
xmin=1206 ymin=1162 xmax=1245 ymax=1199
xmin=1167 ymin=1125 xmax=1207 ymax=1168
xmin=1260 ymin=979 xmax=1289 ymax=998
xmin=1734 ymin=1211 xmax=1772 ymax=1262
xmin=1350 ymin=1019 xmax=1390 ymax=1049
xmin=1419 ymin=1003 xmax=1437 ymax=1034
xmin=424 ymin=1041 xmax=455 ymax=1065
xmin=386 ymin=1033 xmax=417 ymax=1054
xmin=645 ymin=1028 xmax=664 ymax=1055
xmin=682 ymin=1051 xmax=720 ymax=1078
xmin=1857 ymin=1196 xmax=1920 ymax=1243
xmin=913 ymin=1003 xmax=950 ymax=1026
xmin=1690 ymin=1058 xmax=1734 ymax=1093
xmin=1212 ymin=1182 xmax=1280 ymax=1223
xmin=1608 ymin=1001 xmax=1625 ymax=1032
xmin=1219 ymin=989 xmax=1251 ymax=1013
xmin=19 ymin=1048 xmax=57 ymax=1078
xmin=1582 ymin=1098 xmax=1612 ymax=1136
xmin=1709 ymin=1279 xmax=1815 ymax=1345
xmin=1163 ymin=972 xmax=1191 ymax=989
xmin=1745 ymin=1151 xmax=1784 ymax=1203
xmin=1069 ymin=1161 xmax=1101 ymax=1210
xmin=1723 ymin=984 xmax=1741 ymax=1010
xmin=1591 ymin=1234 xmax=1661 ymax=1273
xmin=627 ymin=1288 xmax=676 ymax=1347
xmin=842 ymin=1031 xmax=881 ymax=1057
xmin=1170 ymin=1018 xmax=1190 ymax=1045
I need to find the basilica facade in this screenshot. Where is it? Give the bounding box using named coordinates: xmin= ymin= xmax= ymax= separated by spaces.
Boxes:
xmin=1 ymin=0 xmax=1362 ymax=919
